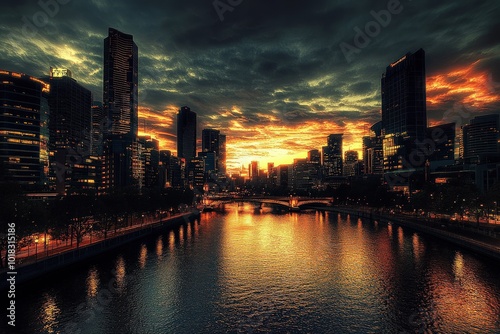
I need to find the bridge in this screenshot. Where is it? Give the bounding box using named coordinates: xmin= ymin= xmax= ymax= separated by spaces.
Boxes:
xmin=201 ymin=195 xmax=333 ymax=211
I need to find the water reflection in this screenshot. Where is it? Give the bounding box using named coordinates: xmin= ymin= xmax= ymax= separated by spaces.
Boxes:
xmin=39 ymin=293 xmax=60 ymax=334
xmin=114 ymin=256 xmax=126 ymax=291
xmin=11 ymin=206 xmax=500 ymax=334
xmin=156 ymin=235 xmax=163 ymax=260
xmin=138 ymin=244 xmax=147 ymax=269
xmin=86 ymin=267 xmax=100 ymax=297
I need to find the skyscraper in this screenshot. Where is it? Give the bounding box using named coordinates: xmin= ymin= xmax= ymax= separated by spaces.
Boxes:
xmin=362 ymin=121 xmax=383 ymax=175
xmin=103 ymin=28 xmax=138 ymax=138
xmin=463 ymin=115 xmax=500 ymax=162
xmin=47 ymin=68 xmax=93 ymax=194
xmin=322 ymin=134 xmax=343 ymax=177
xmin=219 ymin=134 xmax=227 ymax=175
xmin=177 ymin=106 xmax=197 ymax=162
xmin=102 ymin=28 xmax=140 ymax=192
xmin=202 ymin=129 xmax=220 ymax=154
xmin=343 ymin=150 xmax=359 ymax=177
xmin=381 ymin=49 xmax=427 ymax=174
xmin=0 ymin=70 xmax=49 ymax=190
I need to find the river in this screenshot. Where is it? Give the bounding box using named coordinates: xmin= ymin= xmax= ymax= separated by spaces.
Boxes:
xmin=7 ymin=204 xmax=500 ymax=333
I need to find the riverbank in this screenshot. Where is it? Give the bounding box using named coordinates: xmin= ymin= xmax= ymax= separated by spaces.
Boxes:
xmin=322 ymin=206 xmax=500 ymax=261
xmin=0 ymin=210 xmax=200 ymax=290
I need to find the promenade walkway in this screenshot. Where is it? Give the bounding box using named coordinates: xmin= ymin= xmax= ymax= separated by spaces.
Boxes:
xmin=2 ymin=211 xmax=194 ymax=271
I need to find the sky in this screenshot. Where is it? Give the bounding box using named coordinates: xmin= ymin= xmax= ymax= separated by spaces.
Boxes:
xmin=1 ymin=0 xmax=499 ymax=174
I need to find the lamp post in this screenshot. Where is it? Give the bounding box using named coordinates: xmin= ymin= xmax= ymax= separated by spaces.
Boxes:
xmin=35 ymin=237 xmax=39 ymax=262
xmin=141 ymin=214 xmax=144 ymax=227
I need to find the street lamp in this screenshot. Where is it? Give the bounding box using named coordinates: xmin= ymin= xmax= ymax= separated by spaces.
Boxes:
xmin=141 ymin=214 xmax=144 ymax=227
xmin=35 ymin=237 xmax=39 ymax=261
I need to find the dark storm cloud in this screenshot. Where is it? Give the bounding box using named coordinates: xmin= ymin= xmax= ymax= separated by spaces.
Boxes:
xmin=1 ymin=0 xmax=499 ymax=141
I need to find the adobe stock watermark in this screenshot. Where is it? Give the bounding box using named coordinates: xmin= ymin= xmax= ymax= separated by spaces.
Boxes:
xmin=213 ymin=0 xmax=243 ymax=22
xmin=340 ymin=0 xmax=406 ymax=64
xmin=5 ymin=0 xmax=71 ymax=44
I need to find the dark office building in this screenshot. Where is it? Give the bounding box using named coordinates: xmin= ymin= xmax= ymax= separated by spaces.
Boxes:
xmin=219 ymin=134 xmax=227 ymax=175
xmin=188 ymin=157 xmax=205 ymax=190
xmin=177 ymin=106 xmax=197 ymax=162
xmin=0 ymin=70 xmax=49 ymax=190
xmin=47 ymin=68 xmax=93 ymax=194
xmin=276 ymin=165 xmax=290 ymax=188
xmin=343 ymin=150 xmax=359 ymax=177
xmin=363 ymin=121 xmax=384 ymax=175
xmin=139 ymin=136 xmax=159 ymax=189
xmin=426 ymin=122 xmax=455 ymax=163
xmin=198 ymin=151 xmax=216 ymax=174
xmin=91 ymin=101 xmax=106 ymax=156
xmin=381 ymin=49 xmax=426 ymax=176
xmin=307 ymin=149 xmax=321 ymax=163
xmin=322 ymin=134 xmax=343 ymax=177
xmin=463 ymin=114 xmax=500 ymax=163
xmin=202 ymin=129 xmax=220 ymax=155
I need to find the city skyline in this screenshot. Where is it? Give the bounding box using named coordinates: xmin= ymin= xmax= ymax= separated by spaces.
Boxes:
xmin=1 ymin=1 xmax=499 ymax=173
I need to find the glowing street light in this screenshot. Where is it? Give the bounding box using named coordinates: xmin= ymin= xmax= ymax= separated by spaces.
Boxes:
xmin=35 ymin=237 xmax=39 ymax=261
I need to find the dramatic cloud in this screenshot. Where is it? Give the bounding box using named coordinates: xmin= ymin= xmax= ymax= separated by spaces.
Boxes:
xmin=1 ymin=0 xmax=499 ymax=172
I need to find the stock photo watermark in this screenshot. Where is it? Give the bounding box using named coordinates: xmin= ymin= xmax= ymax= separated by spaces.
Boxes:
xmin=213 ymin=0 xmax=244 ymax=22
xmin=340 ymin=0 xmax=406 ymax=63
xmin=6 ymin=223 xmax=17 ymax=327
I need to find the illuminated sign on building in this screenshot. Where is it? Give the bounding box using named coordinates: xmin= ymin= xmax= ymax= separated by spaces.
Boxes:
xmin=50 ymin=67 xmax=72 ymax=78
xmin=390 ymin=55 xmax=407 ymax=68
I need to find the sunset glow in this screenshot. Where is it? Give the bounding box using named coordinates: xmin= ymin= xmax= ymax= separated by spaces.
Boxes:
xmin=427 ymin=61 xmax=500 ymax=108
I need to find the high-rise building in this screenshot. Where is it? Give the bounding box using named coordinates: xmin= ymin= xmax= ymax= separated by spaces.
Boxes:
xmin=139 ymin=136 xmax=159 ymax=188
xmin=362 ymin=121 xmax=383 ymax=175
xmin=343 ymin=150 xmax=359 ymax=176
xmin=47 ymin=68 xmax=93 ymax=194
xmin=426 ymin=122 xmax=455 ymax=163
xmin=249 ymin=161 xmax=259 ymax=181
xmin=381 ymin=49 xmax=427 ymax=175
xmin=322 ymin=134 xmax=343 ymax=177
xmin=463 ymin=114 xmax=500 ymax=162
xmin=103 ymin=28 xmax=138 ymax=138
xmin=198 ymin=151 xmax=216 ymax=174
xmin=188 ymin=157 xmax=205 ymax=190
xmin=102 ymin=28 xmax=140 ymax=193
xmin=177 ymin=106 xmax=197 ymax=162
xmin=307 ymin=149 xmax=321 ymax=163
xmin=219 ymin=134 xmax=227 ymax=175
xmin=202 ymin=129 xmax=220 ymax=154
xmin=91 ymin=101 xmax=106 ymax=156
xmin=276 ymin=165 xmax=290 ymax=188
xmin=292 ymin=158 xmax=320 ymax=191
xmin=0 ymin=70 xmax=49 ymax=190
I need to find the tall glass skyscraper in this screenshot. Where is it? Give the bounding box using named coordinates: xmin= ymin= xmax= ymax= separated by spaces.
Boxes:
xmin=381 ymin=49 xmax=427 ymax=174
xmin=103 ymin=28 xmax=138 ymax=138
xmin=102 ymin=28 xmax=140 ymax=192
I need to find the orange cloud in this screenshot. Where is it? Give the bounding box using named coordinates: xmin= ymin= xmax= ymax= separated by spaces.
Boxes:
xmin=427 ymin=60 xmax=500 ymax=108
